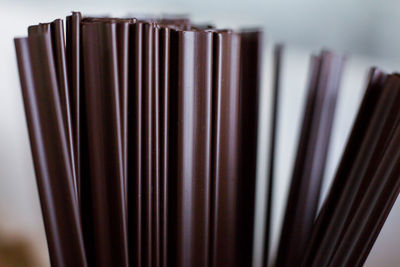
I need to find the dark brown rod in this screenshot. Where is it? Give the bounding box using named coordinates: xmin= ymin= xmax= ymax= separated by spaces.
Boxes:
xmin=15 ymin=34 xmax=87 ymax=267
xmin=128 ymin=20 xmax=143 ymax=267
xmin=301 ymin=68 xmax=387 ymax=267
xmin=276 ymin=54 xmax=321 ymax=267
xmin=116 ymin=20 xmax=130 ymax=213
xmin=263 ymin=44 xmax=283 ymax=267
xmin=142 ymin=22 xmax=154 ymax=267
xmin=170 ymin=29 xmax=213 ymax=267
xmin=81 ymin=21 xmax=128 ymax=267
xmin=210 ymin=30 xmax=241 ymax=267
xmin=152 ymin=24 xmax=161 ymax=267
xmin=167 ymin=27 xmax=179 ymax=267
xmin=66 ymin=12 xmax=82 ymax=200
xmin=310 ymin=74 xmax=400 ymax=267
xmin=66 ymin=12 xmax=97 ymax=266
xmin=277 ymin=51 xmax=344 ymax=267
xmin=328 ymin=91 xmax=400 ymax=266
xmin=159 ymin=26 xmax=170 ymax=267
xmin=155 ymin=25 xmax=163 ymax=267
xmin=236 ymin=30 xmax=263 ymax=267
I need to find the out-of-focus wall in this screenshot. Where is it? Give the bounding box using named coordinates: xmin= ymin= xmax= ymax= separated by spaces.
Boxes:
xmin=1 ymin=1 xmax=400 ymax=266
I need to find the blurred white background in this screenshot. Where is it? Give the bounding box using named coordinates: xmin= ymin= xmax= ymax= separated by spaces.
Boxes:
xmin=1 ymin=0 xmax=400 ymax=266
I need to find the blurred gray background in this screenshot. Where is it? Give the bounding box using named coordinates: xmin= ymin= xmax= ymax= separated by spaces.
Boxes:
xmin=1 ymin=0 xmax=400 ymax=266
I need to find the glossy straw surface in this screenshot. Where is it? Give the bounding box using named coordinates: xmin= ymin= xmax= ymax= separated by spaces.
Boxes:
xmin=302 ymin=68 xmax=387 ymax=267
xmin=159 ymin=26 xmax=170 ymax=267
xmin=236 ymin=30 xmax=262 ymax=267
xmin=170 ymin=29 xmax=213 ymax=267
xmin=328 ymin=92 xmax=400 ymax=266
xmin=263 ymin=44 xmax=283 ymax=267
xmin=81 ymin=21 xmax=128 ymax=267
xmin=310 ymin=74 xmax=400 ymax=267
xmin=66 ymin=12 xmax=82 ymax=200
xmin=15 ymin=34 xmax=87 ymax=267
xmin=128 ymin=20 xmax=143 ymax=267
xmin=277 ymin=51 xmax=344 ymax=267
xmin=210 ymin=31 xmax=241 ymax=267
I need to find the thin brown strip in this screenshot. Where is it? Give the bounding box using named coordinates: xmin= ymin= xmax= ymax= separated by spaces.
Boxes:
xmin=171 ymin=29 xmax=213 ymax=267
xmin=128 ymin=20 xmax=143 ymax=267
xmin=210 ymin=30 xmax=241 ymax=267
xmin=236 ymin=30 xmax=263 ymax=267
xmin=159 ymin=26 xmax=170 ymax=267
xmin=263 ymin=44 xmax=283 ymax=267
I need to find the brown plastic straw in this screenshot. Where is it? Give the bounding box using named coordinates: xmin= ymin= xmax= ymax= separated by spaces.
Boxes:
xmin=17 ymin=12 xmax=400 ymax=267
xmin=116 ymin=20 xmax=131 ymax=212
xmin=167 ymin=27 xmax=179 ymax=267
xmin=329 ymin=75 xmax=400 ymax=265
xmin=210 ymin=30 xmax=241 ymax=267
xmin=275 ymin=54 xmax=321 ymax=267
xmin=159 ymin=26 xmax=170 ymax=267
xmin=276 ymin=51 xmax=344 ymax=267
xmin=153 ymin=24 xmax=161 ymax=267
xmin=276 ymin=56 xmax=321 ymax=266
xmin=310 ymin=74 xmax=400 ymax=267
xmin=15 ymin=33 xmax=87 ymax=267
xmin=66 ymin=12 xmax=98 ymax=266
xmin=343 ymin=77 xmax=400 ymax=233
xmin=128 ymin=20 xmax=143 ymax=267
xmin=302 ymin=68 xmax=387 ymax=267
xmin=169 ymin=29 xmax=213 ymax=267
xmin=236 ymin=30 xmax=262 ymax=267
xmin=263 ymin=44 xmax=283 ymax=267
xmin=81 ymin=21 xmax=128 ymax=267
xmin=328 ymin=91 xmax=400 ymax=266
xmin=66 ymin=12 xmax=82 ymax=199
xmin=143 ymin=22 xmax=154 ymax=267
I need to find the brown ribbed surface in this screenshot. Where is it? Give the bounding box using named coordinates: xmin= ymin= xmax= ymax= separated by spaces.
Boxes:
xmin=210 ymin=30 xmax=241 ymax=267
xmin=81 ymin=21 xmax=128 ymax=267
xmin=15 ymin=33 xmax=87 ymax=267
xmin=174 ymin=30 xmax=213 ymax=267
xmin=15 ymin=11 xmax=400 ymax=267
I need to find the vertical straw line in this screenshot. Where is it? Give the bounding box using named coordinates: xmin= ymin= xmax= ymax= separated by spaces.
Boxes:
xmin=66 ymin=12 xmax=82 ymax=202
xmin=143 ymin=22 xmax=154 ymax=267
xmin=263 ymin=44 xmax=283 ymax=267
xmin=128 ymin=21 xmax=143 ymax=267
xmin=237 ymin=30 xmax=262 ymax=267
xmin=159 ymin=26 xmax=170 ymax=267
xmin=210 ymin=31 xmax=241 ymax=267
xmin=152 ymin=25 xmax=161 ymax=267
xmin=174 ymin=30 xmax=213 ymax=267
